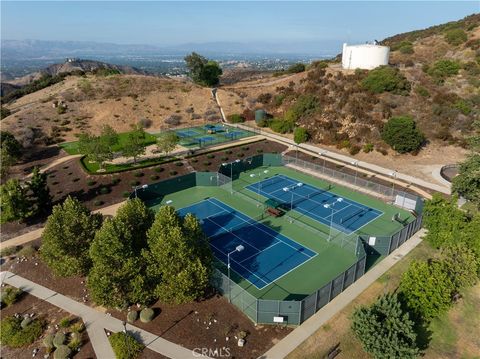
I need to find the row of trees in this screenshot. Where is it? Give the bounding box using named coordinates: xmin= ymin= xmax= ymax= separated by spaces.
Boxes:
xmin=351 ymin=195 xmax=480 ymax=358
xmin=0 ymin=167 xmax=51 ymax=223
xmin=40 ymin=197 xmax=212 ymax=307
xmin=79 ymin=124 xmax=179 ymax=170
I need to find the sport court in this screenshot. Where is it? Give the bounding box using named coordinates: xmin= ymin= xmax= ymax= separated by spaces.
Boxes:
xmin=246 ymin=174 xmax=382 ymax=234
xmin=177 ymin=197 xmax=317 ymax=290
xmin=174 ymin=124 xmax=253 ymax=148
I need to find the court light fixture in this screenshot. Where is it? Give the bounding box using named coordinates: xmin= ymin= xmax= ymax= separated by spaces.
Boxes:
xmin=235 ymin=245 xmax=244 ymax=252
xmin=282 ymin=187 xmax=289 ymax=192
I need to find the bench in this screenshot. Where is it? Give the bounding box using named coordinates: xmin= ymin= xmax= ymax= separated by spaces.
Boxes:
xmin=266 ymin=207 xmax=283 ymax=217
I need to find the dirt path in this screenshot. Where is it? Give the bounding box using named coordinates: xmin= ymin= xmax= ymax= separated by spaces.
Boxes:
xmin=24 ymin=154 xmax=82 ymax=178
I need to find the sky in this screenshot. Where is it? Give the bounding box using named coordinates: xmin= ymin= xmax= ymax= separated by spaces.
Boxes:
xmin=1 ymin=1 xmax=479 ymax=47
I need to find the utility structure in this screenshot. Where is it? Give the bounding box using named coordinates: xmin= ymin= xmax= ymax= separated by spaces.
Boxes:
xmin=342 ymin=42 xmax=390 ymax=70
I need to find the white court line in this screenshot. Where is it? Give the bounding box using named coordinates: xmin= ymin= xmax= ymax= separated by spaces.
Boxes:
xmin=208 ymin=198 xmax=316 ymax=259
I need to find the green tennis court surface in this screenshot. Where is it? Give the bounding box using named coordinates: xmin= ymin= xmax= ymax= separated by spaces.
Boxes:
xmin=143 ymin=165 xmax=414 ymax=301
xmin=171 ymin=124 xmax=255 ymax=148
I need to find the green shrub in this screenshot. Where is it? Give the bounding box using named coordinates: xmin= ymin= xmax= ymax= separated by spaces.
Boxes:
xmin=363 ymin=143 xmax=374 ymax=153
xmin=111 ymin=177 xmax=121 ymax=185
xmin=444 ymin=28 xmax=468 ymax=45
xmin=256 ymin=149 xmax=263 ymax=153
xmin=361 ymin=66 xmax=411 ymax=95
xmin=0 ymin=316 xmax=44 ymax=348
xmin=293 ymin=127 xmax=309 ymax=144
xmin=139 ymin=308 xmax=155 ymax=323
xmin=0 ymin=287 xmax=23 ymax=307
xmin=99 ymin=187 xmax=110 ymax=195
xmin=109 ymin=332 xmax=144 ymax=359
xmin=203 ymin=161 xmax=211 ymax=166
xmin=175 ymin=162 xmax=183 ymax=166
xmin=70 ymin=322 xmax=85 ymax=333
xmin=54 ymin=344 xmax=72 ymax=359
xmin=225 ymin=150 xmax=233 ymax=155
xmin=241 ymin=146 xmax=249 ymax=151
xmin=86 ymin=180 xmax=96 ymax=186
xmin=270 ymin=118 xmax=295 ymax=134
xmin=349 ymin=145 xmax=361 ymax=155
xmin=59 ymin=317 xmax=71 ymax=328
xmin=227 ymin=114 xmax=245 ymax=123
xmin=399 ymin=42 xmax=414 ymax=54
xmin=53 ymin=331 xmax=66 ymax=347
xmin=415 ymin=86 xmax=430 ymax=97
xmin=134 ymin=171 xmax=144 ymax=178
xmin=274 ymin=94 xmax=286 ymax=106
xmin=43 ymin=333 xmax=55 ymax=350
xmin=453 ymin=99 xmax=472 ymax=115
xmin=257 ymin=118 xmax=271 ymax=128
xmin=150 ymin=175 xmax=159 ymax=181
xmin=285 ymin=94 xmax=319 ymax=123
xmin=169 ymin=170 xmax=177 ymax=176
xmin=127 ymin=310 xmax=138 ymax=323
xmin=17 ymin=245 xmax=36 ymax=257
xmin=207 ymin=154 xmax=215 ymax=159
xmin=129 ymin=180 xmax=140 ymax=187
xmin=0 ymin=245 xmax=21 ymax=257
xmin=220 ymin=156 xmax=228 ymax=161
xmin=154 ymin=167 xmax=164 ymax=173
xmin=93 ymin=200 xmax=104 ymax=207
xmin=426 ymin=60 xmax=461 ymax=80
xmin=237 ymin=153 xmax=244 ymax=157
xmin=122 ymin=191 xmax=131 ymax=198
xmin=381 ymin=116 xmax=424 ymax=154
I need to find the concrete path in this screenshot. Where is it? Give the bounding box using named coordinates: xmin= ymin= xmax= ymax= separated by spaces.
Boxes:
xmin=1 ymin=201 xmax=126 ymax=250
xmin=260 ymin=229 xmax=425 ymax=359
xmin=25 ymin=154 xmax=83 ymax=178
xmin=0 ymin=271 xmax=211 ymax=359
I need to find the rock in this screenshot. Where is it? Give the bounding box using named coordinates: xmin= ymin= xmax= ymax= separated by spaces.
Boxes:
xmin=238 ymin=338 xmax=245 ymax=347
xmin=226 ymin=337 xmax=229 ymax=341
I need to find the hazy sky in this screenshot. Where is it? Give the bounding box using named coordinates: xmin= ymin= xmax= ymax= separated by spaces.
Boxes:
xmin=2 ymin=1 xmax=479 ymax=46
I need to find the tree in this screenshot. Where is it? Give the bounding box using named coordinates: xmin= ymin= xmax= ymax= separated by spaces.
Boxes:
xmin=452 ymin=154 xmax=480 ymax=208
xmin=122 ymin=125 xmax=146 ymax=164
xmin=77 ymin=133 xmax=113 ymax=170
xmin=0 ymin=131 xmax=22 ymax=176
xmin=0 ymin=179 xmax=30 ymax=223
xmin=294 ymin=127 xmax=309 ymax=144
xmin=88 ymin=199 xmax=154 ymax=307
xmin=28 ymin=167 xmax=52 ymax=216
xmin=381 ymin=116 xmax=425 ymax=154
xmin=145 ymin=206 xmax=212 ymax=304
xmin=352 ymin=293 xmax=420 ymax=359
xmin=100 ymin=124 xmax=119 ymax=149
xmin=184 ymin=52 xmax=222 ymax=87
xmin=0 ymin=106 xmax=11 ymax=120
xmin=399 ymin=260 xmax=454 ymax=320
xmin=40 ymin=196 xmax=102 ymax=276
xmin=439 ymin=243 xmax=479 ymax=291
xmin=156 ymin=132 xmax=179 ymax=156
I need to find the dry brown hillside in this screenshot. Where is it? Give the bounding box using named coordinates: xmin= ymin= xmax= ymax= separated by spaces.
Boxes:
xmin=2 ymin=74 xmax=221 ymax=147
xmin=219 ymin=14 xmax=480 ymax=157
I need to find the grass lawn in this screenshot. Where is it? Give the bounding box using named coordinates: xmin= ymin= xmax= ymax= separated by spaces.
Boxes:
xmin=60 ymin=131 xmax=158 ymax=155
xmin=286 ymin=239 xmax=480 ymax=359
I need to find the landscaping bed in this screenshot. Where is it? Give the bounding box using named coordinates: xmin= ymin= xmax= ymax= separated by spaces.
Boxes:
xmin=0 ymin=288 xmax=95 ymax=359
xmin=2 ymin=245 xmax=292 ymax=359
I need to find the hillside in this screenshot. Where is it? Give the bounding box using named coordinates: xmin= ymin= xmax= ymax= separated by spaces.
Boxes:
xmin=220 ymin=14 xmax=480 ymax=156
xmin=1 ymin=73 xmax=221 ymax=147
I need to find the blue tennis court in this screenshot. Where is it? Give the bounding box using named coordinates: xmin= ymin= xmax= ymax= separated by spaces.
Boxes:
xmin=246 ymin=174 xmax=382 ymax=234
xmin=177 ymin=129 xmax=199 ymax=138
xmin=177 ymin=198 xmax=317 ymax=289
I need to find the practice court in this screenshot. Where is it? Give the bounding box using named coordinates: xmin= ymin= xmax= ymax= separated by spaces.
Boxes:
xmin=246 ymin=174 xmax=382 ymax=234
xmin=177 ymin=198 xmax=317 ymax=289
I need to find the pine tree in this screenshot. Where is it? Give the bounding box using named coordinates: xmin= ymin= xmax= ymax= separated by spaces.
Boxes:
xmin=28 ymin=167 xmax=52 ymax=216
xmin=145 ymin=206 xmax=212 ymax=304
xmin=87 ymin=199 xmax=154 ymax=307
xmin=352 ymin=292 xmax=420 ymax=359
xmin=40 ymin=196 xmax=102 ymax=276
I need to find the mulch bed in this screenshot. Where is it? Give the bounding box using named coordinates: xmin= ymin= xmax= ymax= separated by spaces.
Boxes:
xmin=0 ymin=289 xmax=95 ymax=359
xmin=2 ymin=249 xmax=292 ymax=359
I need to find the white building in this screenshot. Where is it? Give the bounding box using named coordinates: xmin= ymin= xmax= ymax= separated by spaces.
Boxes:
xmin=342 ymin=43 xmax=390 ymax=70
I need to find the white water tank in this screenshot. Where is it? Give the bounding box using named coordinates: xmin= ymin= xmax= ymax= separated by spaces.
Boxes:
xmin=342 ymin=43 xmax=390 ymax=70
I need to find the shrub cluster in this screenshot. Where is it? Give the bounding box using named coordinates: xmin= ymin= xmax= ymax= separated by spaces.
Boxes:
xmin=109 ymin=332 xmax=144 ymax=359
xmin=361 ymin=66 xmax=411 ymax=95
xmin=0 ymin=316 xmax=44 ymax=348
xmin=381 ymin=116 xmax=425 ymax=154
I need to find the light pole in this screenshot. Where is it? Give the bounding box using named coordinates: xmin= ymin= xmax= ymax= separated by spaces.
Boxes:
xmin=282 ymin=182 xmax=303 ymax=210
xmin=323 ymin=197 xmax=344 ymax=241
xmin=351 ymin=160 xmax=359 ymax=186
xmin=222 ymin=159 xmax=240 ymax=194
xmin=133 ymin=184 xmax=148 ymax=198
xmin=319 ymin=150 xmax=327 ymax=173
xmin=250 ymin=170 xmax=269 ymax=205
xmin=228 ymin=245 xmax=244 ymax=303
xmin=390 ymin=170 xmax=397 ymax=199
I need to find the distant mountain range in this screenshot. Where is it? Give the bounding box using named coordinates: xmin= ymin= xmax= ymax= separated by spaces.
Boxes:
xmin=1 ymin=39 xmax=340 ymax=59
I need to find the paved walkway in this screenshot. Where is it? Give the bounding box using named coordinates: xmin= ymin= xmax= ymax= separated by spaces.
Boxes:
xmin=25 ymin=154 xmax=83 ymax=178
xmin=261 ymin=228 xmax=426 ymax=359
xmin=0 ymin=271 xmax=210 ymax=359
